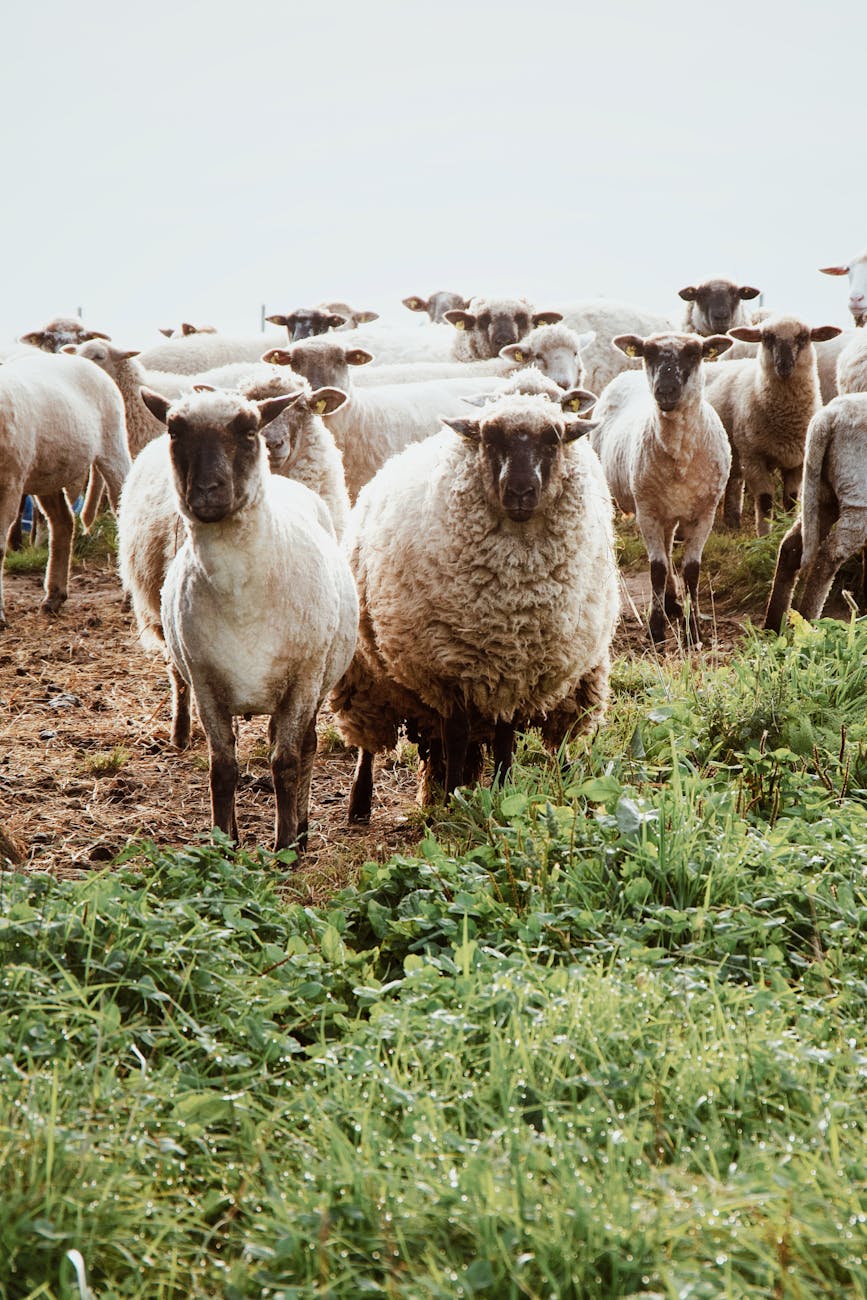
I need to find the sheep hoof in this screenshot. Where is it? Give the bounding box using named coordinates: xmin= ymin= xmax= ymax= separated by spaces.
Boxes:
xmin=40 ymin=593 xmax=67 ymax=616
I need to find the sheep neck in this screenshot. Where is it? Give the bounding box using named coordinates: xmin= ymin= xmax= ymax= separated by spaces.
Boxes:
xmin=651 ymin=401 xmax=700 ymax=466
xmin=182 ymin=483 xmax=268 ymax=595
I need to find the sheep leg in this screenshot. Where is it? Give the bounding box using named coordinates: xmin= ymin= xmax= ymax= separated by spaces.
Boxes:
xmin=168 ymin=663 xmax=191 ymax=749
xmin=491 ymin=719 xmax=515 ymax=785
xmin=7 ymin=497 xmax=27 ymax=553
xmin=663 ymin=523 xmax=682 ymax=619
xmin=797 ymin=510 xmax=867 ymax=620
xmin=764 ymin=519 xmax=803 ymax=631
xmin=442 ymin=706 xmax=470 ymax=796
xmin=80 ymin=470 xmax=106 ymax=533
xmin=416 ymin=731 xmax=445 ymax=807
xmin=0 ymin=487 xmax=24 ymax=628
xmin=637 ymin=512 xmax=670 ymax=643
xmin=293 ymin=713 xmax=320 ymax=851
xmin=464 ymin=740 xmax=486 ymax=786
xmin=348 ymin=749 xmax=375 ymax=823
xmin=742 ymin=456 xmax=776 ymax=537
xmin=781 ymin=466 xmax=802 ymax=515
xmin=679 ymin=513 xmax=715 ymax=644
xmin=195 ymin=686 xmax=239 ymax=842
xmin=269 ymin=705 xmax=316 ymax=853
xmin=723 ymin=449 xmax=744 ymax=530
xmin=35 ymin=491 xmax=75 ymax=615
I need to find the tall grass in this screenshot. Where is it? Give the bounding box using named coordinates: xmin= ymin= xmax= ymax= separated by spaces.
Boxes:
xmin=1 ymin=618 xmax=866 ymax=1297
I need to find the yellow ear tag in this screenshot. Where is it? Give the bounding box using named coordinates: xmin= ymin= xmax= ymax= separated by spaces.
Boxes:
xmin=569 ymin=398 xmax=580 ymax=412
xmin=455 ymin=320 xmax=466 ymax=330
xmin=706 ymin=348 xmax=718 ymax=360
xmin=625 ymin=345 xmax=637 ymax=357
xmin=315 ymin=399 xmax=327 ymax=414
xmin=513 ymin=350 xmax=523 ymax=362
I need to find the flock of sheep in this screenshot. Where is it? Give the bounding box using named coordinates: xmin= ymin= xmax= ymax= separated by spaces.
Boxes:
xmin=3 ymin=253 xmax=867 ymax=852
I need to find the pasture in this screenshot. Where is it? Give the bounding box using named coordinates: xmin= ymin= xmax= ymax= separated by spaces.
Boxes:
xmin=1 ymin=523 xmax=865 ymax=1298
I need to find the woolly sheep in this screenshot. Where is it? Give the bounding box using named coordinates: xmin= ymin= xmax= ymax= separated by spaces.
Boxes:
xmin=819 ymin=250 xmax=867 ymax=326
xmin=319 ymin=302 xmax=380 ymax=330
xmin=703 ymin=314 xmax=841 ymax=534
xmin=18 ymin=316 xmax=110 ymax=352
xmin=0 ymin=352 xmax=129 ymax=626
xmin=836 ymin=331 xmax=867 ymax=395
xmin=554 ymin=300 xmax=673 ymax=395
xmin=591 ymin=332 xmax=733 ymax=642
xmin=678 ymin=278 xmax=761 ymax=335
xmin=137 ymin=330 xmax=287 ymax=375
xmin=443 ymin=295 xmax=562 ymax=361
xmin=331 ymin=390 xmax=619 ymax=821
xmin=319 ymin=319 xmax=457 ymax=367
xmin=764 ymin=394 xmax=867 ymax=629
xmin=265 ymin=307 xmax=348 ymax=340
xmin=402 ymin=291 xmax=469 ymax=324
xmin=119 ymin=387 xmax=358 ymax=849
xmin=262 ymin=338 xmax=503 ymax=501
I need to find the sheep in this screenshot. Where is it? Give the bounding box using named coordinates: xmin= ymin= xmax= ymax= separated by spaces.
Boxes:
xmin=0 ymin=352 xmax=129 ymax=627
xmin=18 ymin=316 xmax=110 ymax=352
xmin=137 ymin=330 xmax=287 ymax=375
xmin=764 ymin=394 xmax=867 ymax=629
xmin=702 ymin=314 xmax=842 ymax=534
xmin=261 ymin=338 xmax=504 ymax=501
xmin=554 ymin=300 xmax=674 ymax=395
xmin=119 ymin=387 xmax=358 ymax=850
xmin=317 ymin=319 xmax=457 ymax=367
xmin=819 ymin=251 xmax=867 ymax=326
xmin=590 ymin=331 xmax=733 ymax=643
xmin=443 ymin=295 xmax=562 ymax=361
xmin=265 ymin=307 xmax=348 ymax=340
xmin=319 ymin=302 xmax=380 ymax=330
xmin=158 ymin=323 xmax=217 ymax=338
xmin=402 ymin=291 xmax=469 ymax=324
xmin=678 ymin=278 xmax=761 ymax=335
xmin=464 ymin=363 xmax=597 ymax=413
xmin=351 ymin=323 xmax=595 ymax=390
xmin=331 ymin=390 xmax=618 ymax=821
xmin=67 ymin=340 xmax=185 ymax=456
xmin=836 ymin=331 xmax=867 ymax=395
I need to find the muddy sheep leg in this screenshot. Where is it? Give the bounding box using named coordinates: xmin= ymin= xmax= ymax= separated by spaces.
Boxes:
xmin=195 ymin=684 xmax=239 ymax=843
xmin=491 ymin=719 xmax=515 ymax=786
xmin=442 ymin=705 xmax=470 ymax=796
xmin=679 ymin=510 xmax=716 ymax=645
xmin=34 ymin=491 xmax=75 ymax=616
xmin=723 ymin=448 xmax=744 ymax=530
xmin=348 ymin=749 xmax=375 ymax=823
xmin=764 ymin=519 xmax=804 ymax=632
xmin=797 ymin=510 xmax=867 ymax=621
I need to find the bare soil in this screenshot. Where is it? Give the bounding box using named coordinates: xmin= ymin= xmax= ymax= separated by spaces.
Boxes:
xmin=0 ymin=553 xmax=754 ymax=892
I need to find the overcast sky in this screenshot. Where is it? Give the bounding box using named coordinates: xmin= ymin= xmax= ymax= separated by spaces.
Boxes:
xmin=3 ymin=0 xmax=864 ymax=344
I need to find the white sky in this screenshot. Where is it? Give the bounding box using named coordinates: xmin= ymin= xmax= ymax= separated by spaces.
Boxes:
xmin=3 ymin=0 xmax=864 ymax=344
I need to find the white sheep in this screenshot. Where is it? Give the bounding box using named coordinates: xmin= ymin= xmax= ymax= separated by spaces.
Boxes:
xmin=402 ymin=291 xmax=469 ymax=324
xmin=590 ymin=331 xmax=733 ymax=642
xmin=18 ymin=316 xmax=111 ymax=352
xmin=119 ymin=387 xmax=358 ymax=850
xmin=0 ymin=352 xmax=129 ymax=626
xmin=764 ymin=394 xmax=867 ymax=628
xmin=331 ymin=390 xmax=619 ymax=821
xmin=444 ymin=295 xmax=563 ymax=361
xmin=137 ymin=330 xmax=287 ymax=375
xmin=836 ymin=331 xmax=867 ymax=395
xmin=318 ymin=319 xmax=457 ymax=367
xmin=261 ymin=338 xmax=503 ymax=501
xmin=553 ymin=299 xmax=674 ymax=395
xmin=819 ymin=250 xmax=867 ymax=326
xmin=703 ymin=314 xmax=842 ymax=534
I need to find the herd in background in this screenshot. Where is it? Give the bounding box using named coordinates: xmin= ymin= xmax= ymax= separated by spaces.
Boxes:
xmin=3 ymin=251 xmax=867 ymax=852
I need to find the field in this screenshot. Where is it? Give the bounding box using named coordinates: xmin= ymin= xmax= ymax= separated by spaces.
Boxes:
xmin=1 ymin=525 xmax=866 ymax=1297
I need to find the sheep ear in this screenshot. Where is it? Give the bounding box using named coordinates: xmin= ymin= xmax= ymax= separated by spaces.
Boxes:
xmin=192 ymin=384 xmax=216 ymax=392
xmin=261 ymin=348 xmax=294 ymax=366
xmin=120 ymin=348 xmax=141 ymax=360
xmin=310 ymin=386 xmax=348 ymax=416
xmin=327 ymin=314 xmax=347 ymax=330
xmin=19 ymin=330 xmax=48 ymax=347
xmin=345 ymin=348 xmax=374 ymax=366
xmin=256 ymin=394 xmax=301 ymax=428
xmin=444 ymin=309 xmax=476 ymax=332
xmin=180 ymin=323 xmax=198 ymax=335
xmin=533 ymin=310 xmax=563 ymax=327
xmin=810 ymin=325 xmax=843 ymax=342
xmin=562 ymin=417 xmax=596 ymax=443
xmin=818 ymin=265 xmax=850 ymax=276
xmin=738 ymin=286 xmax=761 ymax=301
xmin=500 ymin=343 xmax=528 ymax=363
xmin=575 ymin=330 xmax=596 ymax=350
xmin=560 ymin=388 xmax=597 ymax=416
xmin=403 ymin=295 xmax=429 ymax=312
xmin=614 ymin=334 xmax=645 ymax=358
xmin=355 ymin=310 xmax=379 ymax=324
xmin=265 ymin=314 xmax=289 ymax=326
xmin=442 ymin=416 xmax=481 ymax=442
xmin=702 ymin=335 xmax=733 ymax=359
xmin=141 ymin=388 xmax=172 ymax=423
xmin=678 ymin=286 xmax=698 ymax=302
xmin=729 ymin=326 xmax=763 ymax=343
xmin=159 ymin=328 xmax=173 ymax=337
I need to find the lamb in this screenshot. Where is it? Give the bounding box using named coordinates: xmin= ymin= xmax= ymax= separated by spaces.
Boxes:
xmin=118 ymin=387 xmax=358 ymax=850
xmin=443 ymin=295 xmax=562 ymax=361
xmin=836 ymin=331 xmax=867 ymax=395
xmin=554 ymin=300 xmax=674 ymax=395
xmin=330 ymin=390 xmax=619 ymax=822
xmin=402 ymin=291 xmax=469 ymax=323
xmin=764 ymin=394 xmax=867 ymax=629
xmin=702 ymin=314 xmax=842 ymax=534
xmin=351 ymin=323 xmax=595 ymax=390
xmin=819 ymin=251 xmax=867 ymax=326
xmin=678 ymin=278 xmax=761 ymax=335
xmin=0 ymin=352 xmax=129 ymax=626
xmin=590 ymin=332 xmax=733 ymax=642
xmin=261 ymin=338 xmax=504 ymax=501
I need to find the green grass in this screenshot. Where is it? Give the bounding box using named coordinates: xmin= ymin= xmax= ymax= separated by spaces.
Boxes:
xmin=4 ymin=510 xmax=118 ymax=575
xmin=1 ymin=618 xmax=867 ymax=1297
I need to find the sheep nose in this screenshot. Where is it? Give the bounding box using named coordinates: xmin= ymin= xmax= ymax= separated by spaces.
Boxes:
xmin=850 ymin=293 xmax=866 ymax=308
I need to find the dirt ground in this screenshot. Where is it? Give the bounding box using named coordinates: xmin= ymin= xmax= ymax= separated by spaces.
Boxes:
xmin=0 ymin=551 xmax=751 ymax=892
